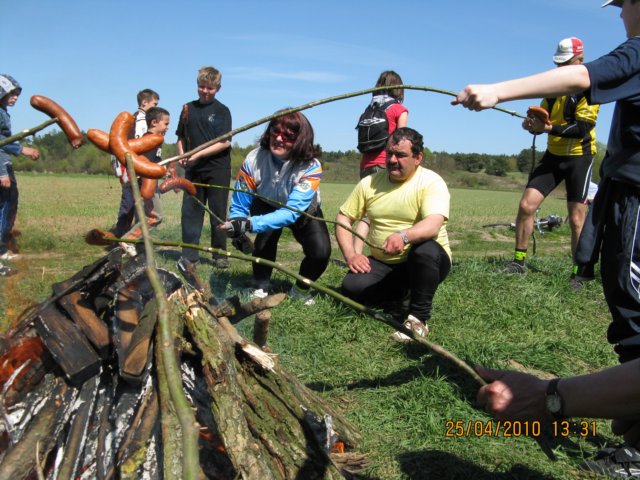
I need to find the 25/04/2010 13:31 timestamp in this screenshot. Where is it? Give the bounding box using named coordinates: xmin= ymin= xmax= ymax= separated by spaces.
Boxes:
xmin=444 ymin=420 xmax=597 ymax=438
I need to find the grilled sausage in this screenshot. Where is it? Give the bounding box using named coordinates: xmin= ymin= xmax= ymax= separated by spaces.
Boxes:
xmin=87 ymin=128 xmax=163 ymax=154
xmin=109 ymin=112 xmax=166 ymax=179
xmin=30 ymin=95 xmax=83 ymax=148
xmin=159 ymin=176 xmax=197 ymax=196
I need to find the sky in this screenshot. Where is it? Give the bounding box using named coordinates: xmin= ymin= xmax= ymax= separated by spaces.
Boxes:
xmin=3 ymin=0 xmax=623 ymax=156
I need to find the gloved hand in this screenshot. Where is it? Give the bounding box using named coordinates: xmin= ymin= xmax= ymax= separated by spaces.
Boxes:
xmin=232 ymin=234 xmax=254 ymax=255
xmin=223 ymin=218 xmax=251 ymax=238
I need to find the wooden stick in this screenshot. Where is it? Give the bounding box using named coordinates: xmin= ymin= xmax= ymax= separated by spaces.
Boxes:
xmin=192 ymin=182 xmax=380 ymax=250
xmin=0 ymin=118 xmax=58 ymax=147
xmin=120 ymin=237 xmax=485 ymax=386
xmin=125 ymin=153 xmax=201 ymax=480
xmin=159 ymin=84 xmax=525 ymax=166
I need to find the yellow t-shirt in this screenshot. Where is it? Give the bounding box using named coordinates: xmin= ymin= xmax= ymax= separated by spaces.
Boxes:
xmin=339 ymin=166 xmax=451 ymax=263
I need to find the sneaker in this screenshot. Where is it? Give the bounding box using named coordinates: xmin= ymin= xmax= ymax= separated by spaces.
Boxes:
xmin=214 ymin=256 xmax=230 ymax=269
xmin=0 ymin=251 xmax=19 ymax=261
xmin=502 ymin=261 xmax=526 ymax=275
xmin=177 ymin=257 xmax=206 ymax=292
xmin=580 ymin=446 xmax=640 ymax=478
xmin=391 ymin=314 xmax=428 ymax=343
xmin=119 ymin=242 xmax=138 ymax=257
xmin=0 ymin=263 xmax=16 ymax=276
xmin=288 ymin=285 xmax=315 ymax=306
xmin=248 ymin=288 xmax=269 ymax=300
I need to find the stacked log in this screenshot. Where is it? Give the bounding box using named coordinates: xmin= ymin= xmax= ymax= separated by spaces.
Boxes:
xmin=0 ymin=251 xmax=366 ymax=479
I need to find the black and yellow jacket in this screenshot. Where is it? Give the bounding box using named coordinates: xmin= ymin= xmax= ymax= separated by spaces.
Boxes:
xmin=541 ymin=95 xmax=599 ymax=156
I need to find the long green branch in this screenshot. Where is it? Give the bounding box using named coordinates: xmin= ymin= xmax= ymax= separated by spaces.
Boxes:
xmin=159 ymin=84 xmax=525 ymax=166
xmin=192 ymin=181 xmax=381 ymax=250
xmin=124 ymin=154 xmax=200 ymax=480
xmin=0 ymin=118 xmax=58 ymax=147
xmin=119 ymin=236 xmax=484 ymax=386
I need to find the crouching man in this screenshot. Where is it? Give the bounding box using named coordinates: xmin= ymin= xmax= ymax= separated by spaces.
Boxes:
xmin=335 ymin=127 xmax=451 ymax=341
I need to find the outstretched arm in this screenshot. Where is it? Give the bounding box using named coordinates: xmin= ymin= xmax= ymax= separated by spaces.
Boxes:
xmin=452 ymin=65 xmax=591 ymax=111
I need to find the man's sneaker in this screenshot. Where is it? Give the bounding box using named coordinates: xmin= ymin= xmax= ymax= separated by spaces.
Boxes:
xmin=0 ymin=262 xmax=16 ymax=276
xmin=119 ymin=242 xmax=138 ymax=257
xmin=570 ymin=273 xmax=595 ymax=291
xmin=502 ymin=261 xmax=526 ymax=275
xmin=391 ymin=314 xmax=428 ymax=343
xmin=214 ymin=256 xmax=230 ymax=269
xmin=288 ymin=285 xmax=315 ymax=306
xmin=249 ymin=288 xmax=269 ymax=300
xmin=580 ymin=446 xmax=640 ymax=478
xmin=0 ymin=251 xmax=19 ymax=261
xmin=177 ymin=257 xmax=206 ymax=292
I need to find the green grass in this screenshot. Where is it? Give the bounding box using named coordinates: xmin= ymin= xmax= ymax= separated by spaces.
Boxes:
xmin=2 ymin=173 xmax=617 ymax=479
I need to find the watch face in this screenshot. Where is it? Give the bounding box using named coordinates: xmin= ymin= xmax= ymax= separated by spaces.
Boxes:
xmin=546 ymin=395 xmax=562 ymax=413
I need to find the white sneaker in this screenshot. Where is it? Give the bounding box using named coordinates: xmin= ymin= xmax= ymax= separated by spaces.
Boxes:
xmin=288 ymin=285 xmax=315 ymax=306
xmin=119 ymin=242 xmax=138 ymax=257
xmin=249 ymin=288 xmax=269 ymax=300
xmin=391 ymin=314 xmax=428 ymax=343
xmin=0 ymin=251 xmax=19 ymax=261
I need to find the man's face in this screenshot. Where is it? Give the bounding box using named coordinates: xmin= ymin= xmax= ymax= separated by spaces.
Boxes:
xmin=197 ymin=82 xmax=218 ymax=104
xmin=385 ymin=138 xmax=422 ymax=183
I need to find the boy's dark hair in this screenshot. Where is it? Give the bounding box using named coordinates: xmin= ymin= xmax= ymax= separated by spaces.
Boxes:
xmin=259 ymin=111 xmax=320 ymax=163
xmin=388 ymin=127 xmax=424 ymax=156
xmin=374 ymin=70 xmax=404 ymax=103
xmin=137 ymin=88 xmax=159 ymax=106
xmin=146 ymin=107 xmax=170 ymax=128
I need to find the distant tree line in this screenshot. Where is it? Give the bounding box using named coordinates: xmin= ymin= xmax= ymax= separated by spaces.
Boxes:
xmin=13 ymin=130 xmax=607 ymax=184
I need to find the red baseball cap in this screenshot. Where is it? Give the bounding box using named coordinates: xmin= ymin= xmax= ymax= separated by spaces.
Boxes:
xmin=553 ymin=37 xmax=584 ymax=64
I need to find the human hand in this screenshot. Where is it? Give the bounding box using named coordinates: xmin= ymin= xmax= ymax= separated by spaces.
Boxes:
xmin=451 ymin=85 xmax=499 ymax=111
xmin=523 ymin=106 xmax=551 ymax=134
xmin=475 ymin=365 xmax=549 ymax=422
xmin=382 ymin=233 xmax=406 ymax=255
xmin=345 ymin=253 xmax=371 ymax=273
xmin=0 ymin=176 xmax=10 ymax=188
xmin=220 ymin=218 xmax=251 ymax=238
xmin=21 ymin=146 xmax=40 ymax=160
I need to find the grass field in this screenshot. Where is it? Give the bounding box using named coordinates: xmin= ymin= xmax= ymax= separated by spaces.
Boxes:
xmin=1 ymin=173 xmax=616 ymax=479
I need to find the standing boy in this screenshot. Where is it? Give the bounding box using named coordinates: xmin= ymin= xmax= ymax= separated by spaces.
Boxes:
xmin=176 ymin=66 xmax=232 ymax=274
xmin=505 ymin=38 xmax=599 ymax=280
xmin=453 ymin=0 xmax=640 ymax=472
xmin=120 ymin=106 xmax=170 ymax=246
xmin=0 ymin=74 xmax=39 ymax=276
xmin=112 ymin=89 xmax=159 ymax=238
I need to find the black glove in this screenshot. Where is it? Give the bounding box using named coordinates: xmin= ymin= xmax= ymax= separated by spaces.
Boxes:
xmin=224 ymin=218 xmax=251 ymax=238
xmin=232 ymin=234 xmax=254 ymax=255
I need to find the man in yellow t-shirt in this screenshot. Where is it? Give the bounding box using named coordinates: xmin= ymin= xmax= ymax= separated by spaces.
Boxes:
xmin=336 ymin=127 xmax=451 ymax=342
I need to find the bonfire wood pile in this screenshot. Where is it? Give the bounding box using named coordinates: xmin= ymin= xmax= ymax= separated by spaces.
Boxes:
xmin=0 ymin=251 xmax=366 ymax=479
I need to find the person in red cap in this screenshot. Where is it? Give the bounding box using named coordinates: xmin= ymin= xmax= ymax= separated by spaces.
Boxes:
xmin=502 ymin=37 xmax=599 ymax=283
xmin=454 ymin=0 xmax=640 ymax=476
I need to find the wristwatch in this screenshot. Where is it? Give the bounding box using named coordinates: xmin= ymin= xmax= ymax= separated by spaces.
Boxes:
xmin=398 ymin=231 xmax=410 ymax=245
xmin=545 ymin=378 xmax=564 ymax=420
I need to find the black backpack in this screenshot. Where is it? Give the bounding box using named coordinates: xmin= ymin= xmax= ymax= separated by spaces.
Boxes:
xmin=355 ymin=98 xmax=397 ymax=153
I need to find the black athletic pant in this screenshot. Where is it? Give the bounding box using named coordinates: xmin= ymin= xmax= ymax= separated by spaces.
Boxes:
xmin=341 ymin=239 xmax=451 ymax=324
xmin=250 ymin=199 xmax=331 ymax=290
xmin=181 ymin=168 xmax=231 ymax=263
xmin=599 ymin=182 xmax=640 ymax=362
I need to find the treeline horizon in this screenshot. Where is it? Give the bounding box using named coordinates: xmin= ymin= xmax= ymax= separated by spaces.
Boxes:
xmin=13 ymin=130 xmax=606 ymax=185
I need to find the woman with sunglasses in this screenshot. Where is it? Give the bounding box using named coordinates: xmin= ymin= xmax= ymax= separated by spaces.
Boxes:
xmin=221 ymin=111 xmax=330 ymax=305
